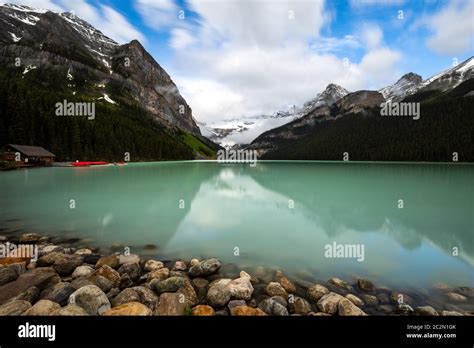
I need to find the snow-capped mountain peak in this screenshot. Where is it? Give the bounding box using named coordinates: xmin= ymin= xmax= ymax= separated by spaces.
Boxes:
xmin=381 ymin=56 xmax=474 ymax=102
xmin=380 ymin=72 xmax=422 ymax=102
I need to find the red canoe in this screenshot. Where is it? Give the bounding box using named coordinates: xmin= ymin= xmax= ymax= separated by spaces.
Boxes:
xmin=72 ymin=161 xmax=109 ymax=167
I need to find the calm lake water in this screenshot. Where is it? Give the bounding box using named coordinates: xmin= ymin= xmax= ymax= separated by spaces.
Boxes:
xmin=0 ymin=161 xmax=473 ymax=290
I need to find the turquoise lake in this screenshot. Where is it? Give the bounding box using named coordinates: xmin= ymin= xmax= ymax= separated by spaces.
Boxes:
xmin=0 ymin=161 xmax=473 ymax=291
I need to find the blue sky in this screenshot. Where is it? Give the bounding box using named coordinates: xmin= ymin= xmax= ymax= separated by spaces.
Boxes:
xmin=5 ymin=0 xmax=474 ymax=123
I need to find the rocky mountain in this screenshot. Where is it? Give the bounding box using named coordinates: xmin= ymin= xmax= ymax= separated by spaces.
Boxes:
xmin=380 ymin=57 xmax=474 ymax=102
xmin=380 ymin=72 xmax=422 ymax=102
xmin=203 ymin=83 xmax=349 ymax=147
xmin=248 ymin=57 xmax=474 ymax=162
xmin=247 ymin=88 xmax=383 ymax=156
xmin=0 ymin=3 xmax=216 ymax=160
xmin=415 ymin=56 xmax=474 ymax=93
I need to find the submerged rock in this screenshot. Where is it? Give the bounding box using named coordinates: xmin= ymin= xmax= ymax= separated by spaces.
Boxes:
xmin=328 ymin=277 xmax=352 ymax=291
xmin=357 ymin=278 xmax=375 ymax=292
xmin=19 ymin=233 xmax=42 ymax=244
xmin=456 ymin=287 xmax=474 ymax=298
xmin=276 ymin=274 xmax=296 ymax=293
xmin=361 ymin=294 xmax=379 ymax=306
xmin=446 ymin=293 xmax=467 ymax=302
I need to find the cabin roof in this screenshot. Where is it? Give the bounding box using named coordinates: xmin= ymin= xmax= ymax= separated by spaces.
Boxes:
xmin=6 ymin=144 xmax=55 ymax=157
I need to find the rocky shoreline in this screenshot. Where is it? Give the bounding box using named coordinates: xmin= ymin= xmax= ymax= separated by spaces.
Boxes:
xmin=0 ymin=232 xmax=472 ymax=316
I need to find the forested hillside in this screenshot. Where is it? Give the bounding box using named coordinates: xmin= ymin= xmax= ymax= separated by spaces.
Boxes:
xmin=260 ymin=80 xmax=474 ymax=162
xmin=0 ymin=67 xmax=199 ymax=161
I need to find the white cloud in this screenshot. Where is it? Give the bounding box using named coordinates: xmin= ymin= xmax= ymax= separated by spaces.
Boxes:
xmin=186 ymin=0 xmax=328 ymax=48
xmin=170 ymin=28 xmax=195 ymax=50
xmin=422 ymin=0 xmax=474 ymax=55
xmin=160 ymin=0 xmax=401 ymax=125
xmin=97 ymin=5 xmax=146 ymax=43
xmin=361 ymin=23 xmax=383 ymax=49
xmin=5 ymin=0 xmax=145 ymax=43
xmin=310 ymin=35 xmax=361 ymax=53
xmin=134 ymin=0 xmax=180 ymax=30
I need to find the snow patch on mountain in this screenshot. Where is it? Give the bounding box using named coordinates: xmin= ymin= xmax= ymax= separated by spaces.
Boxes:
xmin=380 ymin=73 xmax=422 ymax=102
xmin=8 ymin=31 xmax=21 ymax=42
xmin=22 ymin=64 xmax=36 ymax=75
xmin=97 ymin=94 xmax=117 ymax=104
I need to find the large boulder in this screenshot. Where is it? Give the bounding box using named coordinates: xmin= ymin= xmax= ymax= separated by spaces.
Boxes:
xmin=317 ymin=292 xmax=345 ymax=314
xmin=154 ymin=293 xmax=187 ymax=316
xmin=289 ymin=296 xmax=312 ymax=315
xmin=69 ymin=285 xmax=111 ymax=315
xmin=40 ymin=282 xmax=75 ymax=306
xmin=111 ymin=288 xmax=140 ymax=307
xmin=0 ymin=272 xmax=56 ymax=305
xmin=152 ymin=277 xmax=185 ymax=294
xmin=94 ymin=265 xmax=121 ymax=287
xmin=96 ymin=254 xmax=120 ymax=269
xmin=307 ymin=284 xmax=329 ymax=302
xmin=338 ymin=298 xmax=367 ymax=316
xmin=207 ymin=279 xmax=232 ymax=307
xmin=143 ymin=260 xmax=163 ymax=272
xmin=147 ymin=268 xmax=169 ymax=282
xmin=258 ymin=297 xmax=289 ymax=316
xmin=71 ymin=265 xmax=94 ymax=279
xmin=118 ymin=263 xmax=141 ymax=281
